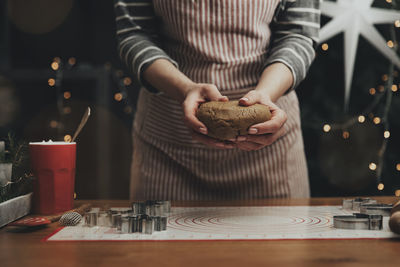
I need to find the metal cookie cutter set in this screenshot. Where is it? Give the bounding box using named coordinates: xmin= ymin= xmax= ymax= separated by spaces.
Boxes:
xmin=334 ymin=198 xmax=393 ymax=230
xmin=342 ymin=198 xmax=377 ymax=212
xmin=84 ymin=200 xmax=171 ymax=234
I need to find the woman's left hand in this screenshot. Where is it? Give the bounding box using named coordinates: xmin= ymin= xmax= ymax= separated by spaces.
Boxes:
xmin=234 ymin=90 xmax=287 ymax=151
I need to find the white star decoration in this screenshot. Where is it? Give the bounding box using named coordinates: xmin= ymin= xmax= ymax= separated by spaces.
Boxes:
xmin=320 ymin=0 xmax=400 ymax=110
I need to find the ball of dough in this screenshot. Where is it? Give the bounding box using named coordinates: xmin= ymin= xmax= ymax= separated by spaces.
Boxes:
xmin=196 ymin=100 xmax=271 ymax=140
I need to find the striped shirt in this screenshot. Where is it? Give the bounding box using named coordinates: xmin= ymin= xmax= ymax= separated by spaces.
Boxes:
xmin=114 ymin=0 xmax=320 ymax=91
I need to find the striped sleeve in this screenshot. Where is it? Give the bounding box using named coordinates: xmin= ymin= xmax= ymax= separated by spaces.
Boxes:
xmin=114 ymin=0 xmax=178 ymax=90
xmin=265 ymin=0 xmax=320 ymax=91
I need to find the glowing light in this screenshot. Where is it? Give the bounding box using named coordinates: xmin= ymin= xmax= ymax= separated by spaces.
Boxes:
xmin=49 ymin=120 xmax=58 ymax=128
xmin=395 ymin=20 xmax=400 ymax=28
xmin=124 ymin=106 xmax=133 ymax=114
xmin=323 ymin=124 xmax=331 ymax=132
xmin=68 ymin=57 xmax=76 ymax=66
xmin=369 ymin=162 xmax=377 ymax=171
xmin=116 ymin=70 xmax=124 ymax=77
xmin=391 ymin=84 xmax=398 ymax=92
xmin=384 ymin=131 xmax=390 ymax=139
xmin=382 ymin=74 xmax=388 ymax=81
xmin=358 ymin=115 xmax=365 ymax=123
xmin=377 ymin=183 xmax=384 ymax=191
xmin=123 ymin=77 xmax=132 ymax=86
xmin=63 ymin=107 xmax=71 ymax=114
xmin=114 ymin=93 xmax=123 ymax=101
xmin=321 ymin=43 xmax=329 ymax=51
xmin=342 ymin=131 xmax=350 ymax=139
xmin=395 ymin=190 xmax=400 ymax=197
xmin=74 ymin=192 xmax=77 ymax=199
xmin=386 ymin=0 xmax=392 ymax=3
xmin=369 ymin=88 xmax=376 ymax=95
xmin=64 ymin=135 xmax=72 ymax=142
xmin=387 ymin=40 xmax=394 ymax=48
xmin=396 ymin=163 xmax=400 ymax=171
xmin=51 ymin=62 xmax=59 ymax=70
xmin=373 ymin=117 xmax=381 ymax=124
xmin=48 ymin=78 xmax=55 ymax=86
xmin=63 ymin=91 xmax=71 ymax=99
xmin=104 ymin=62 xmax=112 ymax=70
xmin=378 ymin=85 xmax=385 ymax=92
xmin=53 ymin=57 xmax=61 ymax=63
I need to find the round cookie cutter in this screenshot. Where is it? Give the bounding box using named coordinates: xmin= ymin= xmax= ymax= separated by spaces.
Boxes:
xmin=333 ymin=213 xmax=383 ymax=230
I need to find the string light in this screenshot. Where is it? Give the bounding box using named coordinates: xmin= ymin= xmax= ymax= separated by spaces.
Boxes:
xmin=114 ymin=93 xmax=123 ymax=101
xmin=321 ymin=43 xmax=329 ymax=51
xmin=377 ymin=183 xmax=384 ymax=191
xmin=68 ymin=57 xmax=76 ymax=66
xmin=124 ymin=106 xmax=133 ymax=114
xmin=369 ymin=162 xmax=377 ymax=171
xmin=63 ymin=91 xmax=71 ymax=99
xmin=51 ymin=62 xmax=59 ymax=70
xmin=64 ymin=135 xmax=72 ymax=142
xmin=384 ymin=131 xmax=390 ymax=139
xmin=116 ymin=70 xmax=124 ymax=77
xmin=63 ymin=106 xmax=71 ymax=114
xmin=395 ymin=190 xmax=400 ymax=197
xmin=358 ymin=115 xmax=365 ymax=123
xmin=104 ymin=62 xmax=112 ymax=70
xmin=48 ymin=78 xmax=55 ymax=86
xmin=123 ymin=77 xmax=132 ymax=86
xmin=369 ymin=88 xmax=376 ymax=95
xmin=316 ymin=2 xmax=398 ymax=194
xmin=49 ymin=120 xmax=58 ymax=128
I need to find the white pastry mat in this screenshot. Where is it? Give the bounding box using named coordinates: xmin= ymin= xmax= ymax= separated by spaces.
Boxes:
xmin=46 ymin=206 xmax=398 ymax=241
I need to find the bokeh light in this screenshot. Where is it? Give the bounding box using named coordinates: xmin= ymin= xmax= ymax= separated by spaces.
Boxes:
xmin=7 ymin=0 xmax=74 ymax=34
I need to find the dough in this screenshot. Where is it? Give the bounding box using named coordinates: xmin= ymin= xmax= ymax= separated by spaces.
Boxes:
xmin=196 ymin=100 xmax=271 ymax=140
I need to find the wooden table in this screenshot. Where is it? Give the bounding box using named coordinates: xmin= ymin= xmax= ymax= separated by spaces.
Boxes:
xmin=1 ymin=197 xmax=399 ymax=267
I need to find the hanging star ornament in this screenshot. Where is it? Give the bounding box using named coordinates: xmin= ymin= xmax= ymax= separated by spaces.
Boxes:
xmin=320 ymin=0 xmax=400 ymax=111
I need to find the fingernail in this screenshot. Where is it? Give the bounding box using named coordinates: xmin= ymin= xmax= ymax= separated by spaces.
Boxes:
xmin=237 ymin=136 xmax=246 ymax=141
xmin=240 ymin=97 xmax=249 ymax=102
xmin=248 ymin=128 xmax=258 ymax=134
xmin=199 ymin=127 xmax=207 ymax=134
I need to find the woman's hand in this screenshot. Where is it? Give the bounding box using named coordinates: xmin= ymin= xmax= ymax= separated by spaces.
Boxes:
xmin=182 ymin=83 xmax=235 ymax=149
xmin=234 ymin=90 xmax=287 ymax=151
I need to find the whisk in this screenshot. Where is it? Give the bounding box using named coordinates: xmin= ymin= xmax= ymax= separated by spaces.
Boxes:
xmin=58 ymin=204 xmax=92 ymax=226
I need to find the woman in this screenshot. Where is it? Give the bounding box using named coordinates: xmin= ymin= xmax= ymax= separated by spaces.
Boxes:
xmin=114 ymin=0 xmax=320 ymax=200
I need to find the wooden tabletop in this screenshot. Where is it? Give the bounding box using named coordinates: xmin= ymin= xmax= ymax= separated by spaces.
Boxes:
xmin=1 ymin=197 xmax=399 ymax=267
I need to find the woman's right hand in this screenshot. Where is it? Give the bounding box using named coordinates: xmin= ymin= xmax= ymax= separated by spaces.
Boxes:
xmin=182 ymin=83 xmax=235 ymax=149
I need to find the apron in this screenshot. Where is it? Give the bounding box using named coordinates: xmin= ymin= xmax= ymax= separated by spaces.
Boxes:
xmin=130 ymin=0 xmax=310 ymax=200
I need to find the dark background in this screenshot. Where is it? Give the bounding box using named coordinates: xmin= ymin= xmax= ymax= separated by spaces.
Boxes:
xmin=1 ymin=0 xmax=399 ymax=199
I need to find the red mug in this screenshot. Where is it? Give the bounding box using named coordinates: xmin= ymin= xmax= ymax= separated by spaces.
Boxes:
xmin=29 ymin=141 xmax=76 ymax=215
